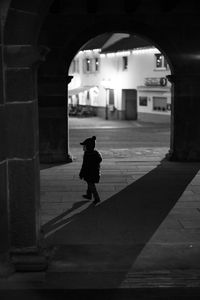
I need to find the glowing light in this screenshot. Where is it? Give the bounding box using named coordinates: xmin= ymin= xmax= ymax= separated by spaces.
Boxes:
xmin=132 ymin=47 xmax=159 ymax=55
xmin=100 ymin=47 xmax=159 ymax=58
xmin=78 ymin=49 xmax=101 ymax=55
xmin=92 ymin=49 xmax=101 ymax=53
xmin=106 ymin=53 xmax=115 ymax=58
xmin=116 ymin=51 xmax=131 ymax=56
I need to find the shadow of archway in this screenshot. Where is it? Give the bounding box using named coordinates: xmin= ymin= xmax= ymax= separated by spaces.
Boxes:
xmin=43 ymin=160 xmax=200 ymax=289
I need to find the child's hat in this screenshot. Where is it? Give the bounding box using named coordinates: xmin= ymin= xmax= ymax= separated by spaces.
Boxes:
xmin=80 ymin=136 xmax=96 ymax=148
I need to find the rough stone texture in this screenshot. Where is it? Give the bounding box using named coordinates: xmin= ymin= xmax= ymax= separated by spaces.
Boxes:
xmin=4 ymin=8 xmax=40 ymax=45
xmin=6 ymin=101 xmax=38 ymax=158
xmin=38 ymin=72 xmax=70 ymax=162
xmin=38 ymin=81 xmax=66 ymax=99
xmin=8 ymin=157 xmax=40 ymax=249
xmin=0 ymin=162 xmax=9 ymax=253
xmin=10 ymin=0 xmax=51 ymax=14
xmin=5 ymin=45 xmax=48 ymax=68
xmin=170 ymin=75 xmax=200 ymax=161
xmin=5 ymin=68 xmax=34 ymax=102
xmin=0 ymin=47 xmax=3 ymax=105
xmin=0 ymin=106 xmax=5 ymax=161
xmin=2 ymin=0 xmax=200 ymax=278
xmin=39 ymin=106 xmax=69 ymax=163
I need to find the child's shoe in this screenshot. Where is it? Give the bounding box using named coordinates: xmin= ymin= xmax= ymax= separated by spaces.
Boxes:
xmin=82 ymin=194 xmax=92 ymax=200
xmin=93 ymin=198 xmax=100 ymax=205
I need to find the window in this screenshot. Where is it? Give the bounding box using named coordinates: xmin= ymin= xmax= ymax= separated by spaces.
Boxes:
xmin=95 ymin=58 xmax=99 ymax=71
xmin=75 ymin=59 xmax=79 ymax=73
xmin=70 ymin=60 xmax=75 ymax=73
xmin=84 ymin=58 xmax=100 ymax=73
xmin=69 ymin=59 xmax=79 ymax=73
xmin=85 ymin=58 xmax=91 ymax=72
xmin=153 ymin=97 xmax=168 ymax=111
xmin=139 ymin=97 xmax=148 ymax=106
xmin=122 ymin=56 xmax=128 ymax=70
xmin=155 ymin=53 xmax=168 ymax=69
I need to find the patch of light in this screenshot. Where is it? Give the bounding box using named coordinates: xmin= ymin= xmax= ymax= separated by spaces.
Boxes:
xmin=106 ymin=53 xmax=116 ymax=58
xmin=116 ymin=51 xmax=131 ymax=56
xmin=91 ymin=86 xmax=99 ymax=96
xmin=100 ymin=48 xmax=159 ymax=58
xmin=79 ymin=49 xmax=101 ymax=55
xmin=132 ymin=47 xmax=159 ymax=55
xmin=180 ymin=53 xmax=200 ymax=60
xmin=68 ymin=76 xmax=81 ymax=90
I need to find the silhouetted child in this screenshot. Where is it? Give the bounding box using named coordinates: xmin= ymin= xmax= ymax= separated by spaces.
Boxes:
xmin=79 ymin=136 xmax=102 ymax=205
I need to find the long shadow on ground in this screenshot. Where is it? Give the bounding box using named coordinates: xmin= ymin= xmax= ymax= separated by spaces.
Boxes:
xmin=43 ymin=160 xmax=200 ymax=289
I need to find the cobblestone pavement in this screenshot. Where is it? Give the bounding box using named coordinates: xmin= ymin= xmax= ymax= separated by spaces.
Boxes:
xmin=38 ymin=118 xmax=200 ymax=290
xmin=40 ymin=148 xmax=168 ymax=225
xmin=39 ymin=151 xmax=200 ymax=289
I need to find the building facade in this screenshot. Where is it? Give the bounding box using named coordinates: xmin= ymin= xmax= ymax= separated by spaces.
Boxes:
xmin=68 ymin=34 xmax=171 ymax=122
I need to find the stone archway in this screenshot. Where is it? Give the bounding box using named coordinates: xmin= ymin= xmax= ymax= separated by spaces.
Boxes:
xmin=2 ymin=0 xmax=200 ymax=273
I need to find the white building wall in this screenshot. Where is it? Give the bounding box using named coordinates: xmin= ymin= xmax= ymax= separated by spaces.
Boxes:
xmin=68 ymin=46 xmax=171 ymax=122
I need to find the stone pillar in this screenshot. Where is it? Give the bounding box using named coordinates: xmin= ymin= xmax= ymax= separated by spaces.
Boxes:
xmin=167 ymin=74 xmax=200 ymax=161
xmin=38 ymin=73 xmax=73 ymax=163
xmin=0 ymin=7 xmax=14 ymax=276
xmin=4 ymin=45 xmax=47 ymax=271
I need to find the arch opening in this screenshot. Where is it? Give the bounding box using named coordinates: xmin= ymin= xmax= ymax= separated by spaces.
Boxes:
xmin=39 ymin=31 xmax=174 ymax=225
xmin=67 ymin=32 xmax=173 ymax=164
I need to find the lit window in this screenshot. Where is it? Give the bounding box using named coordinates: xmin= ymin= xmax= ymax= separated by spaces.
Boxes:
xmin=155 ymin=54 xmax=168 ymax=69
xmin=85 ymin=58 xmax=91 ymax=72
xmin=95 ymin=58 xmax=99 ymax=71
xmin=122 ymin=56 xmax=128 ymax=70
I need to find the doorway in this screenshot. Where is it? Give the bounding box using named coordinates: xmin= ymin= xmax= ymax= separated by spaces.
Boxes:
xmin=123 ymin=89 xmax=137 ymax=120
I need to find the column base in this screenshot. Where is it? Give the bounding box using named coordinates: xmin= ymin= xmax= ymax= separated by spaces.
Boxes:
xmin=39 ymin=153 xmax=73 ymax=164
xmin=165 ymin=149 xmax=200 ymax=162
xmin=10 ymin=247 xmax=48 ymax=272
xmin=0 ymin=254 xmax=15 ymax=278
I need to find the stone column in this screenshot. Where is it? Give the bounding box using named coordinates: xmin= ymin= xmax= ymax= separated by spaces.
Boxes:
xmin=66 ymin=75 xmax=73 ymax=161
xmin=167 ymin=74 xmax=200 ymax=161
xmin=4 ymin=45 xmax=47 ymax=271
xmin=38 ymin=70 xmax=73 ymax=164
xmin=0 ymin=8 xmax=14 ymax=276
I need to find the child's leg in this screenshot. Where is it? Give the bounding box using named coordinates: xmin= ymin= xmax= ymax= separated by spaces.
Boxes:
xmin=86 ymin=182 xmax=92 ymax=198
xmin=88 ymin=182 xmax=100 ymax=203
xmin=82 ymin=182 xmax=92 ymax=199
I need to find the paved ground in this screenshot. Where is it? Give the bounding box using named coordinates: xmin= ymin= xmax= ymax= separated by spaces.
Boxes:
xmin=39 ymin=118 xmax=200 ymax=292
xmin=1 ymin=118 xmax=200 ymax=298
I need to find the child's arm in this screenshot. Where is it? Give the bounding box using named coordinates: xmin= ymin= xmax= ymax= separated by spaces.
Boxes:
xmin=79 ymin=154 xmax=87 ymax=179
xmin=97 ymin=151 xmax=102 ymax=163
